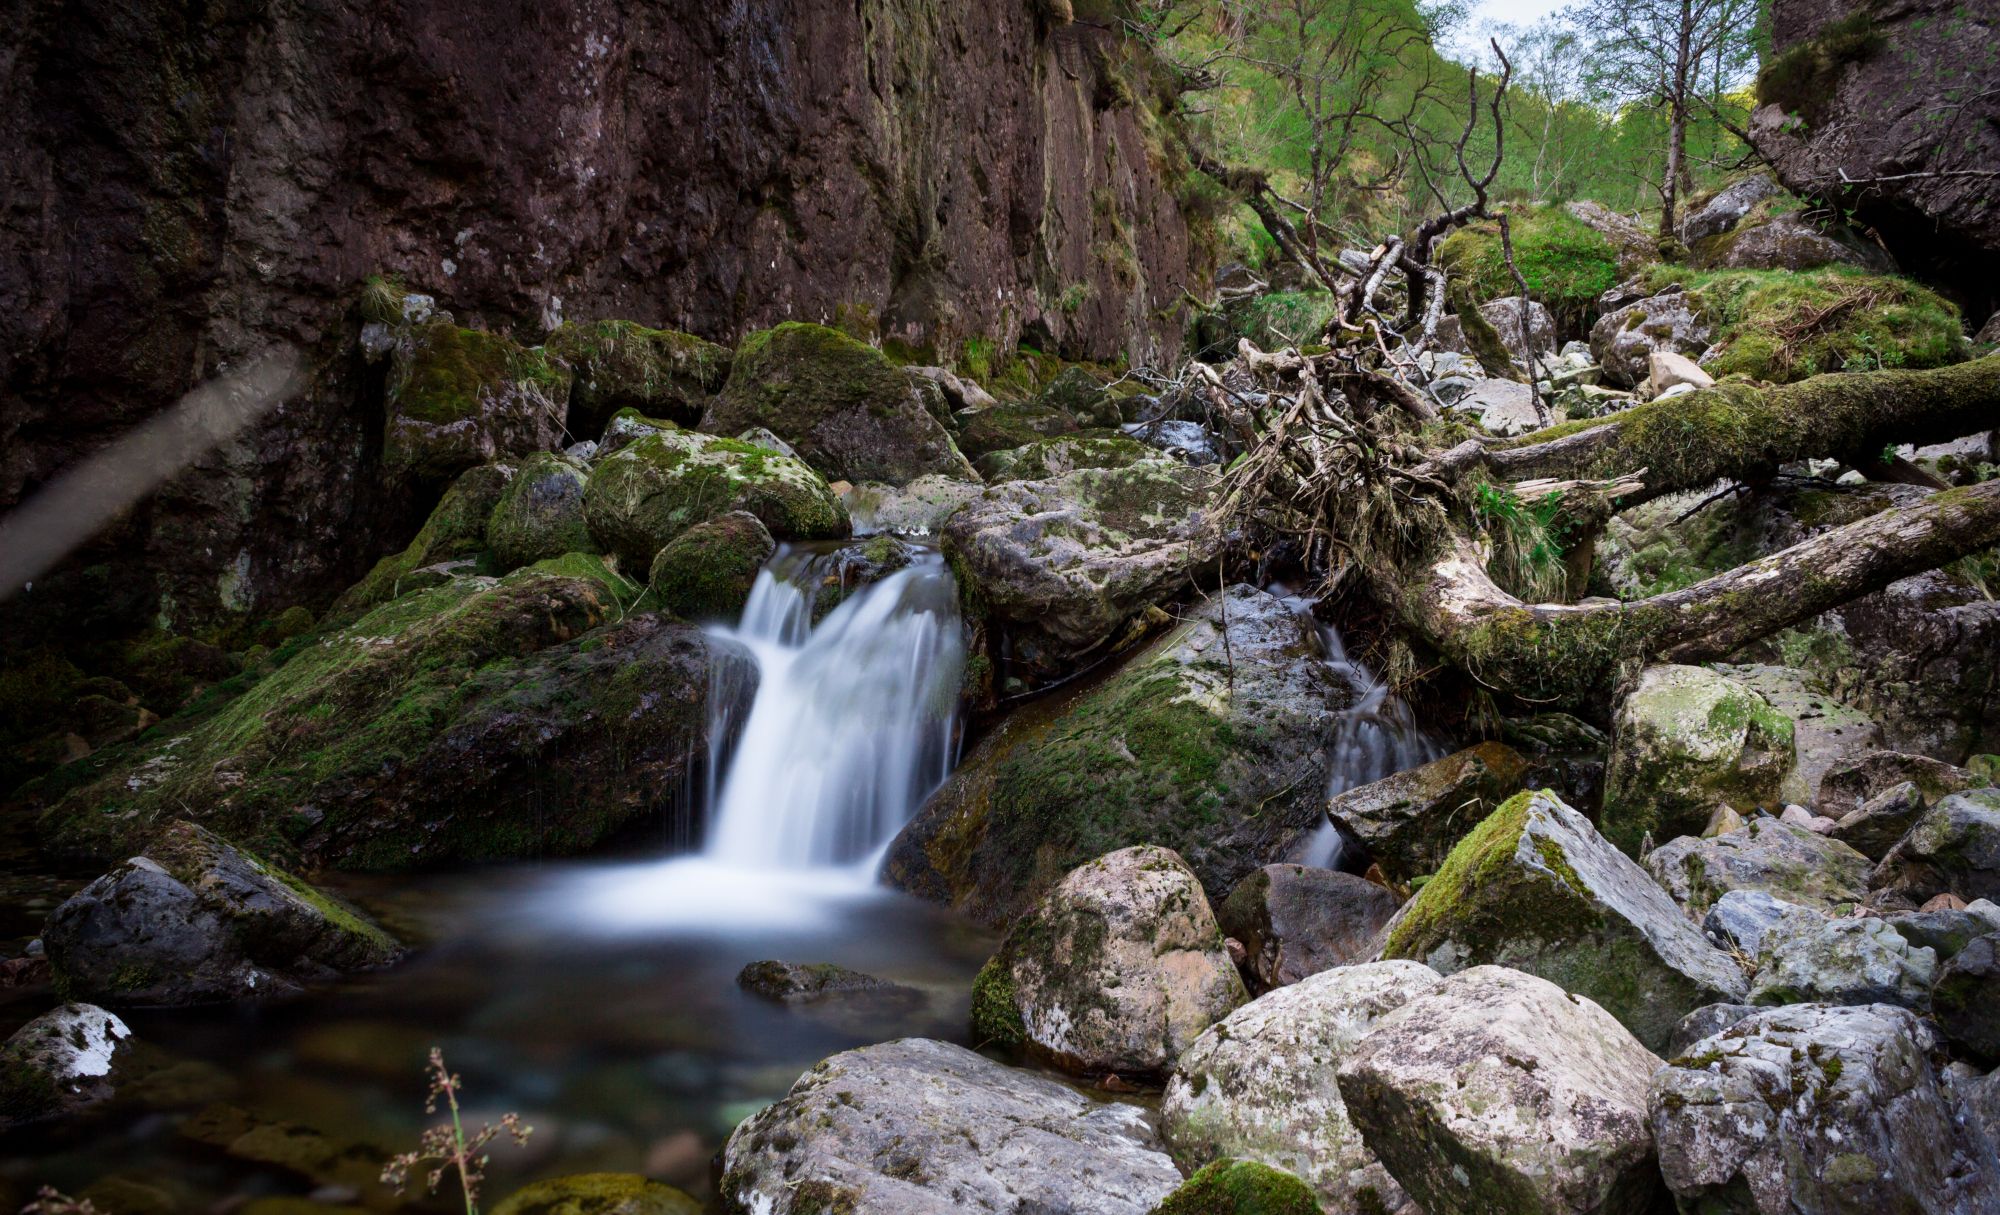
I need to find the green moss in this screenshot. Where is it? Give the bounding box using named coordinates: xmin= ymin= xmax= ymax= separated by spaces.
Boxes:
xmin=490 ymin=1172 xmax=701 ymax=1215
xmin=1636 ymin=265 xmax=1963 ymax=382
xmin=1152 ymin=1160 xmax=1320 ymax=1215
xmin=976 ymin=432 xmax=1153 ymax=482
xmin=393 ymin=321 xmax=566 ymax=425
xmin=1382 ymin=790 xmax=1537 ymax=958
xmin=1438 ymin=205 xmax=1622 ymax=331
xmin=486 ymin=452 xmax=595 ymax=571
xmin=1755 ymin=10 xmax=1885 ymax=126
xmin=545 ymin=319 xmax=731 ymax=431
xmin=647 ymin=513 xmax=774 ymax=622
xmin=969 ymin=955 xmax=1027 ymax=1050
xmin=330 ymin=464 xmax=513 ymax=622
xmin=1225 ymin=291 xmax=1340 ymax=348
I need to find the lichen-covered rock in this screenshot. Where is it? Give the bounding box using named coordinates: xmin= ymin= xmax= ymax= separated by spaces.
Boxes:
xmin=1603 ymin=664 xmax=1797 ymax=855
xmin=970 ymin=846 xmax=1245 ymax=1078
xmin=1650 ymin=1003 xmax=1999 ymax=1213
xmin=1379 ymin=789 xmax=1747 ymax=1051
xmin=1680 ymin=174 xmax=1782 ymax=245
xmin=954 ymin=400 xmax=1084 ymax=460
xmin=1885 ymin=902 xmax=2000 ymax=960
xmin=1716 ymin=663 xmax=1881 ymax=808
xmin=1831 ymin=780 xmax=1930 ymax=860
xmin=1645 ymin=819 xmax=1872 ymax=916
xmin=886 ymin=586 xmax=1350 ymax=925
xmin=331 ymin=463 xmax=516 ymax=622
xmin=1327 ymin=741 xmax=1530 ymax=883
xmin=1037 ymin=365 xmax=1123 ymax=429
xmin=1590 ymin=287 xmax=1713 ymax=388
xmin=1702 ymin=889 xmax=1824 ymax=961
xmin=486 ymin=452 xmax=594 ymax=571
xmin=546 ymin=319 xmax=731 ymax=435
xmin=0 ymin=1004 xmax=133 ymax=1130
xmin=1669 ymin=1003 xmax=1760 ymax=1057
xmin=736 ymin=960 xmax=904 ymax=1003
xmin=703 ymin=323 xmax=976 ymax=486
xmin=490 ymin=1173 xmax=701 ymax=1215
xmin=42 ymin=821 xmax=400 ymax=1006
xmin=1160 ymin=961 xmax=1440 ymax=1214
xmin=1932 ymin=934 xmax=2000 ymax=1064
xmin=941 ymin=459 xmax=1221 ymax=684
xmin=1695 ymin=210 xmax=1894 ymax=273
xmin=1870 ymin=789 xmax=2000 ymax=909
xmin=384 ymin=321 xmax=570 ymax=479
xmin=1819 ymin=750 xmax=1985 ymax=820
xmin=1148 ymin=1161 xmax=1319 ymax=1215
xmin=35 ymin=575 xmax=723 ymax=869
xmin=1336 ymin=966 xmax=1671 ymax=1215
xmin=1217 ymin=865 xmax=1402 ymax=990
xmin=1476 ymin=296 xmax=1556 ymax=366
xmin=843 ymin=474 xmax=986 ymax=535
xmin=646 ymin=511 xmax=773 ymax=623
xmin=717 ymin=1038 xmax=1183 ymax=1214
xmin=975 ymin=432 xmax=1153 ymax=483
xmin=582 ymin=428 xmax=846 ymax=567
xmin=1450 ymin=377 xmax=1545 ymax=437
xmin=1747 ymin=917 xmax=1936 ymax=1007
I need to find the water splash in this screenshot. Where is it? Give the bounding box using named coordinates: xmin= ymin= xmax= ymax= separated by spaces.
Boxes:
xmin=702 ymin=545 xmax=964 ymax=871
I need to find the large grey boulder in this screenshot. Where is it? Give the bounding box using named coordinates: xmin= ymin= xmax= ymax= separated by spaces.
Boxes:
xmin=1216 ymin=864 xmax=1402 ymax=991
xmin=1337 ymin=966 xmax=1671 ymax=1215
xmin=42 ymin=821 xmax=401 ymax=1006
xmin=887 ymin=586 xmax=1349 ymax=926
xmin=1717 ymin=663 xmax=1882 ymax=807
xmin=1932 ymin=934 xmax=2000 ymax=1064
xmin=1602 ymin=664 xmax=1796 ymax=855
xmin=1379 ymin=789 xmax=1747 ymax=1051
xmin=1327 ymin=741 xmax=1529 ymax=884
xmin=1747 ymin=918 xmax=1937 ymax=1008
xmin=485 ymin=451 xmax=594 ymax=571
xmin=1644 ymin=819 xmax=1871 ymax=916
xmin=716 ymin=1038 xmax=1182 ymax=1214
xmin=0 ymin=1004 xmax=133 ymax=1131
xmin=1477 ymin=295 xmax=1557 ymax=366
xmin=939 ymin=460 xmax=1222 ymax=685
xmin=970 ymin=846 xmax=1246 ymax=1079
xmin=842 ymin=474 xmax=985 ymax=535
xmin=1702 ymin=889 xmax=1824 ymax=961
xmin=1651 ymin=1004 xmax=1999 ymax=1213
xmin=1680 ymin=173 xmax=1781 ymax=244
xmin=1160 ymin=960 xmax=1440 ymax=1214
xmin=1871 ymin=789 xmax=2000 ymax=908
xmin=1831 ymin=781 xmax=1931 ymax=861
xmin=1818 ymin=750 xmax=1986 ymax=820
xmin=1589 ymin=288 xmax=1713 ymax=389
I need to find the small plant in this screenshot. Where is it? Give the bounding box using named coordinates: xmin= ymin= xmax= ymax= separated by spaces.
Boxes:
xmin=383 ymin=1048 xmax=532 ymax=1215
xmin=20 ymin=1190 xmax=103 ymax=1215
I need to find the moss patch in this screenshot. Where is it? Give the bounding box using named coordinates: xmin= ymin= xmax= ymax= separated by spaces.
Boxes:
xmin=1439 ymin=205 xmax=1622 ymax=332
xmin=1152 ymin=1160 xmax=1321 ymax=1215
xmin=546 ymin=319 xmax=730 ymax=433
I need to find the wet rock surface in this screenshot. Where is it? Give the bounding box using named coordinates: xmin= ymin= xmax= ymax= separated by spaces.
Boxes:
xmin=0 ymin=1003 xmax=134 ymax=1130
xmin=1217 ymin=864 xmax=1402 ymax=990
xmin=1327 ymin=741 xmax=1530 ymax=883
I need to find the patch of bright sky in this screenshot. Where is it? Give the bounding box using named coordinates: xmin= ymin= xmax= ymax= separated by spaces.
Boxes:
xmin=1440 ymin=0 xmax=1572 ymax=63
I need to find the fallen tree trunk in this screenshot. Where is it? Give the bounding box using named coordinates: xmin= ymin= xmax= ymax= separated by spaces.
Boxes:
xmin=1395 ymin=478 xmax=2000 ymax=707
xmin=1483 ymin=355 xmax=2000 ymax=506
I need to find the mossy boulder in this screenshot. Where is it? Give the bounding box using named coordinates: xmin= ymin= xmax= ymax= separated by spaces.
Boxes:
xmin=546 ymin=319 xmax=731 ymax=435
xmin=491 ymin=1173 xmax=700 ymax=1215
xmin=42 ymin=820 xmax=400 ymax=1006
xmin=1637 ymin=265 xmax=1964 ymax=383
xmin=647 ymin=511 xmax=774 ymax=623
xmin=1327 ymin=741 xmax=1531 ymax=884
xmin=1149 ymin=1161 xmax=1320 ymax=1215
xmin=33 ymin=573 xmax=722 ymax=869
xmin=704 ymin=322 xmax=975 ymax=486
xmin=384 ymin=320 xmax=569 ymax=479
xmin=1869 ymin=788 xmax=2000 ymax=908
xmin=940 ymin=459 xmax=1222 ymax=686
xmin=886 ymin=586 xmax=1352 ymax=926
xmin=975 ymin=431 xmax=1154 ymax=482
xmin=1692 ymin=207 xmax=1895 ymax=274
xmin=486 ymin=452 xmax=594 ymax=571
xmin=1437 ymin=204 xmax=1623 ymax=333
xmin=330 ymin=462 xmax=515 ymax=622
xmin=0 ymin=1004 xmax=133 ymax=1131
xmin=1379 ymin=789 xmax=1749 ymax=1051
xmin=843 ymin=474 xmax=986 ymax=534
xmin=1160 ymin=961 xmax=1440 ymax=1213
xmin=1645 ymin=819 xmax=1872 ymax=916
xmin=582 ymin=428 xmax=846 ymax=568
xmin=971 ymin=845 xmax=1246 ymax=1078
xmin=1037 ymin=365 xmax=1122 ymax=429
xmin=1589 ymin=287 xmax=1714 ymax=388
xmin=954 ymin=400 xmax=1083 ymax=460
xmin=1602 ymin=664 xmax=1797 ymax=856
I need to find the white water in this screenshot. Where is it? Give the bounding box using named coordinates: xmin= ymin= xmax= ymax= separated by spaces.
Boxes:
xmin=560 ymin=543 xmax=964 ymax=933
xmin=1288 ymin=602 xmax=1445 ymax=868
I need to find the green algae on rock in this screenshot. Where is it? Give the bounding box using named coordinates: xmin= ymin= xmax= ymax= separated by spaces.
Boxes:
xmin=546 ymin=319 xmax=731 ymax=436
xmin=1379 ymin=789 xmax=1748 ymax=1052
xmin=582 ymin=428 xmax=847 ymax=569
xmin=704 ymin=322 xmax=975 ymax=486
xmin=384 ymin=320 xmax=570 ymax=479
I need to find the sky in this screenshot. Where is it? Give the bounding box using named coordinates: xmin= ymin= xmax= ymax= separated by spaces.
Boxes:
xmin=1441 ymin=0 xmax=1572 ymax=62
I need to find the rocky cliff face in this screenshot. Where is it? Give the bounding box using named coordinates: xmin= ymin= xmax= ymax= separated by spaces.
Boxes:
xmin=1 ymin=0 xmax=1205 ymax=629
xmin=1749 ymin=0 xmax=2000 ymax=316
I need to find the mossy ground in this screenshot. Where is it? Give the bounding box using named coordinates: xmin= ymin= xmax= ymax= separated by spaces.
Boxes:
xmin=1637 ymin=265 xmax=1963 ymax=382
xmin=1152 ymin=1160 xmax=1320 ymax=1215
xmin=1439 ymin=206 xmax=1622 ymax=333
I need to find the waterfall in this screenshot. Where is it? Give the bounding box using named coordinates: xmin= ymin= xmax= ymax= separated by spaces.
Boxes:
xmin=701 ymin=545 xmax=964 ymax=872
xmin=1283 ymin=598 xmax=1444 ymax=869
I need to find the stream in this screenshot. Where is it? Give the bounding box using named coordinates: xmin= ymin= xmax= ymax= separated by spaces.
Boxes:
xmin=0 ymin=541 xmax=1435 ymax=1208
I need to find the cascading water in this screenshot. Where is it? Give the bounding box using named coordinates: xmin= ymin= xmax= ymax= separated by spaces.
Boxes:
xmin=702 ymin=546 xmax=963 ymax=871
xmin=564 ymin=541 xmax=963 ymax=931
xmin=1282 ymin=597 xmax=1445 ymax=868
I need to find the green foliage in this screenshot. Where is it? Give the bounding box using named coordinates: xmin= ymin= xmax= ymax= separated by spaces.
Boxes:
xmin=1438 ymin=206 xmax=1622 ymax=330
xmin=1471 ymin=481 xmax=1572 ymax=602
xmin=1226 ymin=291 xmax=1340 ymax=347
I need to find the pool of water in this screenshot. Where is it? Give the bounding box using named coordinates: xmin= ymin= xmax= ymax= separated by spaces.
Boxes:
xmin=0 ymin=857 xmax=996 ymax=1208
